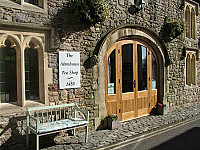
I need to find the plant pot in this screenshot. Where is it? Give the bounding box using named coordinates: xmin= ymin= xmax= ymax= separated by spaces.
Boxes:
xmin=156 ymin=106 xmax=168 ymax=115
xmin=107 ymin=118 xmax=119 ymax=130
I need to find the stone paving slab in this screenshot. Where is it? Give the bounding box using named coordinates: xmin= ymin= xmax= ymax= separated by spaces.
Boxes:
xmin=1 ymin=103 xmax=200 ymax=150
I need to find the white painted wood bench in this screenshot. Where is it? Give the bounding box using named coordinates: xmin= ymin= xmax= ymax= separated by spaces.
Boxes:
xmin=26 ymin=103 xmax=89 ymax=150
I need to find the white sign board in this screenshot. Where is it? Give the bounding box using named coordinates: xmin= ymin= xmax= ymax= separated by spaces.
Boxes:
xmin=108 ymin=83 xmax=115 ymax=95
xmin=59 ymin=51 xmax=80 ymax=89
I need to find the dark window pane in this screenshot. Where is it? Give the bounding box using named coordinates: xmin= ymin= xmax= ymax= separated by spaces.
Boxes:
xmin=25 ymin=48 xmax=39 ymax=100
xmin=186 ymin=55 xmax=191 ymax=85
xmin=24 ymin=0 xmax=38 ymax=5
xmin=107 ymin=49 xmax=116 ymax=95
xmin=0 ymin=41 xmax=17 ymax=103
xmin=138 ymin=44 xmax=147 ymax=91
xmin=122 ymin=44 xmax=133 ymax=93
xmin=191 ymin=55 xmax=196 ymax=85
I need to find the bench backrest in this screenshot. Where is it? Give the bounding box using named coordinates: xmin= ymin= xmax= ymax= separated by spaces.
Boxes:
xmin=27 ymin=103 xmax=85 ymax=123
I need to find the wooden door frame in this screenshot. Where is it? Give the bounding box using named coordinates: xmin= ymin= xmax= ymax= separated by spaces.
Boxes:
xmin=105 ymin=39 xmax=159 ymax=121
xmin=119 ymin=40 xmax=135 ymax=121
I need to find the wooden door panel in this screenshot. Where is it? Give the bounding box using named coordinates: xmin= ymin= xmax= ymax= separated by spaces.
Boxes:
xmin=120 ymin=41 xmax=135 ymax=121
xmin=107 ymin=100 xmax=118 ymax=115
xmin=138 ymin=108 xmax=148 ymax=116
xmin=137 ymin=90 xmax=148 ymax=97
xmin=107 ymin=95 xmax=117 ymax=102
xmin=137 ymin=91 xmax=148 ymax=116
xmin=122 ymin=93 xmax=134 ymax=99
xmin=121 ymin=94 xmax=135 ymax=120
xmin=122 ymin=93 xmax=134 ymax=113
xmin=122 ymin=111 xmax=135 ymax=121
xmin=150 ymin=89 xmax=157 ymax=109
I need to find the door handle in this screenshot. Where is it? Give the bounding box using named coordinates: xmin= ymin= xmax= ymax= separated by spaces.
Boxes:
xmin=133 ymin=80 xmax=136 ymax=88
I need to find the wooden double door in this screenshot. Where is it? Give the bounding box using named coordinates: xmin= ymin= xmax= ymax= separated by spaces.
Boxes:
xmin=105 ymin=40 xmax=157 ymax=121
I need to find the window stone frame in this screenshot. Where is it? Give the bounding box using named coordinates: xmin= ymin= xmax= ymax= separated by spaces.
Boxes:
xmin=184 ymin=0 xmax=199 ymax=40
xmin=0 ymin=0 xmax=47 ymax=13
xmin=185 ymin=50 xmax=197 ymax=87
xmin=0 ymin=28 xmax=52 ymax=107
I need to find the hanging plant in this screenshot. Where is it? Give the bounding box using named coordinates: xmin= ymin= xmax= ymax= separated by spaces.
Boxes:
xmin=70 ymin=0 xmax=110 ymax=26
xmin=161 ymin=17 xmax=184 ymax=42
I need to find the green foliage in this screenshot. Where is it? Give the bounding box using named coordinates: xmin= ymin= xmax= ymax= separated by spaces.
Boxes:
xmin=162 ymin=17 xmax=184 ymax=42
xmin=70 ymin=0 xmax=110 ymax=26
xmin=107 ymin=114 xmax=118 ymax=121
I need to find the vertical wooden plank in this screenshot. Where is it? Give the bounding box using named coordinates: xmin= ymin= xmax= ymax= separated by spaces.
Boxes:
xmin=117 ymin=42 xmax=122 ymax=120
xmin=105 ymin=50 xmax=108 ymax=116
xmin=134 ymin=41 xmax=138 ymax=117
xmin=60 ymin=108 xmax=61 ymax=120
xmin=42 ymin=111 xmax=44 ymax=123
xmin=46 ymin=111 xmax=48 ymax=122
xmin=64 ymin=108 xmax=66 ymax=119
xmin=51 ymin=110 xmax=53 ymax=121
xmin=148 ymin=48 xmax=152 ymax=113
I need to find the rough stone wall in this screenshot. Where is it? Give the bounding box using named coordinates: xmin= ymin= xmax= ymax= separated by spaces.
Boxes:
xmin=45 ymin=0 xmax=200 ymax=117
xmin=0 ymin=0 xmax=200 ymax=147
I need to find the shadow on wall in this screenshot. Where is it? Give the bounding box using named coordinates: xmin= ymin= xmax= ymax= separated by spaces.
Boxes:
xmin=0 ymin=116 xmax=57 ymax=149
xmin=152 ymin=127 xmax=200 ymax=150
xmin=50 ymin=1 xmax=88 ymax=44
xmin=51 ymin=1 xmax=98 ymax=70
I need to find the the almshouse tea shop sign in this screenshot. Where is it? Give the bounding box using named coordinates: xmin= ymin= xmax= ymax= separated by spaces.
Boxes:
xmin=59 ymin=52 xmax=80 ymax=89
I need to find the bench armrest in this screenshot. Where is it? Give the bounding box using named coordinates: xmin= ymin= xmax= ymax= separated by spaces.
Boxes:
xmin=26 ymin=111 xmax=39 ymax=132
xmin=29 ymin=114 xmax=37 ymax=122
xmin=75 ymin=104 xmax=89 ymax=122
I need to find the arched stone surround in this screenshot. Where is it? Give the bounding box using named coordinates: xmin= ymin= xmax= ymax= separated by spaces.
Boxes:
xmin=93 ymin=25 xmax=169 ymax=128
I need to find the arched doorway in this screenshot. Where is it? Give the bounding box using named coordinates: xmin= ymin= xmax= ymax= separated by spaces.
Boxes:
xmin=105 ymin=40 xmax=158 ymax=121
xmin=0 ymin=40 xmax=17 ymax=103
xmin=24 ymin=42 xmax=39 ymax=100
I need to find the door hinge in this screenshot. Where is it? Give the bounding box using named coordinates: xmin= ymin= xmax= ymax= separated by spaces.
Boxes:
xmin=149 ymin=77 xmax=151 ymax=81
xmin=118 ymin=49 xmax=120 ymax=53
xmin=148 ymin=51 xmax=151 ymax=55
xmin=119 ymin=79 xmax=120 ymax=83
xmin=149 ymin=103 xmax=150 ymax=107
xmin=119 ymin=109 xmax=121 ymax=113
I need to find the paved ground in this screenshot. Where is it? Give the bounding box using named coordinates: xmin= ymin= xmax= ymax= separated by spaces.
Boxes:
xmin=104 ymin=111 xmax=200 ymax=150
xmin=1 ymin=102 xmax=200 ymax=150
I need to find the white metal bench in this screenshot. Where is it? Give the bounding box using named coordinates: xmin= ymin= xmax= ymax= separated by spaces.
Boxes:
xmin=26 ymin=103 xmax=89 ymax=150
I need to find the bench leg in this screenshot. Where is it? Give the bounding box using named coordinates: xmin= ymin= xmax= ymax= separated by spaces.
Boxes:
xmin=26 ymin=127 xmax=29 ymax=146
xmin=73 ymin=128 xmax=76 ymax=136
xmin=36 ymin=135 xmax=39 ymax=150
xmin=85 ymin=125 xmax=88 ymax=143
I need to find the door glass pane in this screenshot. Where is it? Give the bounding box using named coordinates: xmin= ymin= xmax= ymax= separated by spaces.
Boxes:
xmin=122 ymin=44 xmax=133 ymax=93
xmin=138 ymin=44 xmax=147 ymax=91
xmin=152 ymin=52 xmax=157 ymax=89
xmin=25 ymin=45 xmax=39 ymax=100
xmin=0 ymin=40 xmax=17 ymax=103
xmin=107 ymin=50 xmax=116 ymax=95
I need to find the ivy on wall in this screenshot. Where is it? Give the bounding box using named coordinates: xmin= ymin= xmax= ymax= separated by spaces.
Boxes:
xmin=161 ymin=17 xmax=184 ymax=42
xmin=70 ymin=0 xmax=110 ymax=26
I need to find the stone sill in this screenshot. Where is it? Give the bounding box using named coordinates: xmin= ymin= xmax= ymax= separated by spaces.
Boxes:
xmin=185 ymin=84 xmax=198 ymax=89
xmin=0 ymin=0 xmax=47 ymax=14
xmin=185 ymin=37 xmax=198 ymax=43
xmin=0 ymin=100 xmax=45 ymax=116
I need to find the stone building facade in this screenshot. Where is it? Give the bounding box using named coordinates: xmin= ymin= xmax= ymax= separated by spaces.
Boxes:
xmin=0 ymin=0 xmax=200 ymax=147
